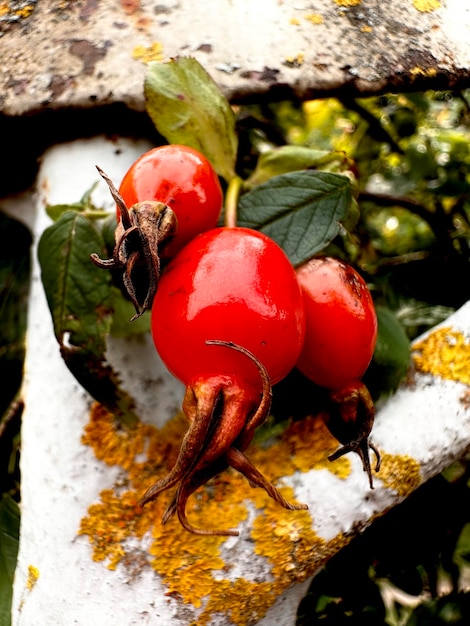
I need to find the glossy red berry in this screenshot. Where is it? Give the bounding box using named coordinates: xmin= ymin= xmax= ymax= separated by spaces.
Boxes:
xmin=295 ymin=256 xmax=380 ymax=487
xmin=295 ymin=256 xmax=378 ymax=391
xmin=118 ymin=144 xmax=223 ymax=258
xmin=153 ymin=227 xmax=305 ymax=388
xmin=140 ymin=227 xmax=307 ymax=535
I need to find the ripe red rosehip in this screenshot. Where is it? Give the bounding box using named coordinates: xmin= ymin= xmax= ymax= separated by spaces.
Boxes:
xmin=118 ymin=144 xmax=223 ymax=258
xmin=295 ymin=256 xmax=378 ymax=391
xmin=140 ymin=227 xmax=307 ymax=535
xmin=295 ymin=256 xmax=380 ymax=487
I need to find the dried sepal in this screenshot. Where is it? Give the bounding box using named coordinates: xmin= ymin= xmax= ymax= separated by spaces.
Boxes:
xmin=139 ymin=340 xmax=308 ymax=535
xmin=90 ymin=166 xmax=178 ymax=319
xmin=325 ymin=380 xmax=381 ymax=488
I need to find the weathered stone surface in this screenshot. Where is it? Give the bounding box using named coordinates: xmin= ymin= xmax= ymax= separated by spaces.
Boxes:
xmin=6 ymin=136 xmax=470 ymax=625
xmin=1 ymin=0 xmax=470 ymax=116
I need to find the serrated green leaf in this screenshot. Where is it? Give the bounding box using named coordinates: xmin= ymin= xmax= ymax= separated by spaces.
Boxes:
xmin=237 ymin=171 xmax=352 ymax=266
xmin=0 ymin=494 xmax=20 ymax=626
xmin=38 ymin=211 xmax=138 ymax=426
xmin=144 ymin=57 xmax=237 ymax=182
xmin=245 ymin=145 xmax=346 ymax=188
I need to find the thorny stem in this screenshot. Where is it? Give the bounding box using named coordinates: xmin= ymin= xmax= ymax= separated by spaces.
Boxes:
xmin=224 ymin=176 xmax=243 ymax=228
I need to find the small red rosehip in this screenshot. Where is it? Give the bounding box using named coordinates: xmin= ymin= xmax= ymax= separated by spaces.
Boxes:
xmin=295 ymin=257 xmax=380 ymax=487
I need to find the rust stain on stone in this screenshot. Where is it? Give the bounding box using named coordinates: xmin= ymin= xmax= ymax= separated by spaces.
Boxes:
xmin=121 ymin=0 xmax=140 ymax=15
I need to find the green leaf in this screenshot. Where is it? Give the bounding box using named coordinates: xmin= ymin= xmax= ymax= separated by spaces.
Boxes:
xmin=46 ymin=202 xmax=86 ymax=222
xmin=237 ymin=171 xmax=352 ymax=266
xmin=110 ymin=287 xmax=150 ymax=338
xmin=144 ymin=57 xmax=238 ymax=182
xmin=366 ymin=306 xmax=411 ymax=395
xmin=38 ymin=211 xmax=111 ymax=349
xmin=245 ymin=145 xmax=349 ymax=188
xmin=46 ymin=183 xmax=108 ymax=222
xmin=38 ymin=211 xmax=139 ymax=427
xmin=0 ymin=495 xmax=20 ymax=626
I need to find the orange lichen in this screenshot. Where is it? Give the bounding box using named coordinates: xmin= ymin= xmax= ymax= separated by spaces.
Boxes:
xmin=413 ymin=327 xmax=470 ymax=386
xmin=132 ymin=42 xmax=164 ymax=63
xmin=79 ymin=403 xmax=413 ymax=623
xmin=79 ymin=406 xmax=353 ymax=621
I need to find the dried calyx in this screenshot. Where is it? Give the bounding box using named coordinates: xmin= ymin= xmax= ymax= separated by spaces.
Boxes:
xmin=90 ymin=166 xmax=178 ymax=320
xmin=139 ymin=340 xmax=308 ymax=536
xmin=325 ymin=380 xmax=381 ymax=489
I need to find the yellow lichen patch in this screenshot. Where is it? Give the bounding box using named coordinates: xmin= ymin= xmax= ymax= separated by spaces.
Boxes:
xmin=132 ymin=42 xmax=164 ymax=63
xmin=283 ymin=414 xmax=351 ymax=477
xmin=376 ymin=453 xmax=422 ymax=498
xmin=253 ymin=490 xmax=349 ymax=575
xmin=78 ymin=408 xmax=355 ymax=623
xmin=305 ymin=12 xmax=324 ymax=25
xmin=78 ymin=489 xmax=145 ymax=569
xmin=147 ymin=475 xmax=248 ymax=607
xmin=197 ymin=488 xmax=350 ymax=625
xmin=413 ymin=327 xmax=470 ymax=386
xmin=334 ymin=0 xmax=361 ymax=7
xmin=26 ymin=565 xmax=40 ymax=591
xmin=81 ymin=403 xmax=150 ymax=471
xmin=410 ymin=66 xmax=438 ymax=79
xmin=0 ymin=1 xmax=35 ymax=19
xmin=412 ymin=0 xmax=441 ymax=12
xmin=284 ymin=53 xmax=305 ymax=68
